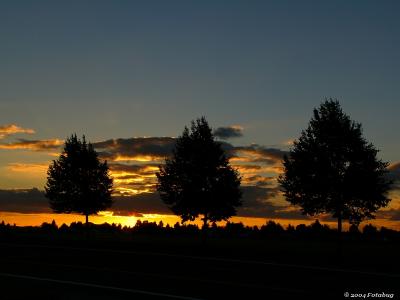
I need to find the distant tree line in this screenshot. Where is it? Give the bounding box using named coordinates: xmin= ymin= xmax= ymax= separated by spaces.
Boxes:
xmin=1 ymin=220 xmax=399 ymax=243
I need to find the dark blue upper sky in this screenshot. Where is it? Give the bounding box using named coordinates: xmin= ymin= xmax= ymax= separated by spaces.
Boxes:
xmin=1 ymin=0 xmax=399 ymax=160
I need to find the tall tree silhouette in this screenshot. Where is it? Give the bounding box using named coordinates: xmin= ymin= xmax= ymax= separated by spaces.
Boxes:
xmin=45 ymin=134 xmax=113 ymax=224
xmin=156 ymin=117 xmax=242 ymax=228
xmin=279 ymin=99 xmax=391 ymax=235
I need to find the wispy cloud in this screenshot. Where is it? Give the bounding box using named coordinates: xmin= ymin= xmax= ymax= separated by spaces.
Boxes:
xmin=0 ymin=139 xmax=63 ymax=151
xmin=282 ymin=139 xmax=294 ymax=146
xmin=109 ymin=163 xmax=158 ymax=196
xmin=232 ymin=144 xmax=287 ymax=164
xmin=0 ymin=124 xmax=35 ymax=139
xmin=7 ymin=163 xmax=49 ymax=174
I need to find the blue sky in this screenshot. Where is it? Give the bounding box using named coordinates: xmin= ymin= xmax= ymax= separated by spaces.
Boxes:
xmin=0 ymin=1 xmax=400 ymax=225
xmin=1 ymin=1 xmax=399 ymax=153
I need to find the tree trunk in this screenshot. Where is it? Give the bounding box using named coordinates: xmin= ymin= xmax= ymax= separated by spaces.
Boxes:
xmin=85 ymin=213 xmax=89 ymax=241
xmin=337 ymin=210 xmax=342 ymax=258
xmin=337 ymin=212 xmax=342 ymax=235
xmin=202 ymin=214 xmax=208 ymax=245
xmin=202 ymin=214 xmax=208 ymax=230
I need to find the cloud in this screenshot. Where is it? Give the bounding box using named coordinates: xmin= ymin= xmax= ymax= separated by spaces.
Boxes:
xmin=0 ymin=124 xmax=35 ymax=139
xmin=283 ymin=139 xmax=294 ymax=146
xmin=0 ymin=186 xmax=306 ymax=220
xmin=93 ymin=137 xmax=176 ymax=162
xmin=228 ymin=144 xmax=287 ymax=177
xmin=109 ymin=163 xmax=159 ymax=175
xmin=387 ymin=209 xmax=400 ymax=221
xmin=0 ymin=188 xmax=51 ymax=214
xmin=0 ymin=137 xmax=286 ymax=169
xmin=108 ymin=163 xmax=159 ymax=195
xmin=112 ymin=187 xmax=295 ymax=218
xmin=0 ymin=133 xmax=294 ymax=219
xmin=0 ymin=188 xmax=168 ymax=217
xmin=214 ymin=126 xmax=243 ymax=139
xmin=242 ymin=175 xmax=276 ymax=187
xmin=0 ymin=139 xmax=63 ymax=151
xmin=388 ymin=162 xmax=400 ymax=188
xmin=233 ymin=164 xmax=277 ymax=186
xmin=0 ymin=186 xmax=393 ymax=224
xmin=6 ymin=163 xmax=49 ymax=174
xmin=111 ymin=193 xmax=170 ymax=216
xmin=0 ymin=188 xmax=166 ymax=216
xmin=237 ymin=186 xmax=305 ymax=219
xmin=95 ymin=138 xmax=287 ymax=193
xmin=232 ymin=144 xmax=287 ymax=164
xmin=113 ymin=185 xmax=304 ymax=219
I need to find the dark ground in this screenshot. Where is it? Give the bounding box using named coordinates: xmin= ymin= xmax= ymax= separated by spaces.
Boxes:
xmin=0 ymin=233 xmax=398 ymax=300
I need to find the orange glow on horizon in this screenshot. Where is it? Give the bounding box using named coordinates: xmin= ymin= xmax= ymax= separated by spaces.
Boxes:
xmin=0 ymin=211 xmax=399 ymax=231
xmin=6 ymin=163 xmax=49 ymax=174
xmin=113 ymin=155 xmax=163 ymax=162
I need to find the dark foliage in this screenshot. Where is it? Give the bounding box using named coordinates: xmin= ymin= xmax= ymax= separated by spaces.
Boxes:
xmin=279 ymin=99 xmax=391 ymax=233
xmin=45 ymin=134 xmax=113 ymax=223
xmin=156 ymin=117 xmax=242 ymax=227
xmin=0 ymin=219 xmax=399 ymax=243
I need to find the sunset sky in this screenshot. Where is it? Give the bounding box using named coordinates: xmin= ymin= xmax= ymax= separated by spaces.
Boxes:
xmin=1 ymin=1 xmax=400 ymax=229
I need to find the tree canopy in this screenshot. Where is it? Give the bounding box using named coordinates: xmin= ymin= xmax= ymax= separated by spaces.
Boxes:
xmin=279 ymin=99 xmax=391 ymax=232
xmin=156 ymin=117 xmax=242 ymax=227
xmin=45 ymin=134 xmax=113 ymax=223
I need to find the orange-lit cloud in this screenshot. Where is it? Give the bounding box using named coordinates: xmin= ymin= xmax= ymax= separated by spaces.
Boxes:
xmin=283 ymin=139 xmax=294 ymax=146
xmin=234 ymin=164 xmax=279 ymax=187
xmin=241 ymin=175 xmax=276 ymax=186
xmin=232 ymin=144 xmax=287 ymax=164
xmin=7 ymin=163 xmax=49 ymax=174
xmin=113 ymin=155 xmax=163 ymax=162
xmin=0 ymin=139 xmax=63 ymax=151
xmin=0 ymin=124 xmax=35 ymax=139
xmin=109 ymin=163 xmax=159 ymax=195
xmin=109 ymin=163 xmax=159 ymax=173
xmin=0 ymin=132 xmax=289 ymax=220
xmin=229 ymin=145 xmax=286 ymax=184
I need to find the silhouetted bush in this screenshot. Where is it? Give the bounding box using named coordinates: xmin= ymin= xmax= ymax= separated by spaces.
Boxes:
xmin=260 ymin=221 xmax=285 ymax=237
xmin=0 ymin=219 xmax=398 ymax=243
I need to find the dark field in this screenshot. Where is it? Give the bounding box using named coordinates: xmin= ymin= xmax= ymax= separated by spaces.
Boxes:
xmin=0 ymin=227 xmax=399 ymax=300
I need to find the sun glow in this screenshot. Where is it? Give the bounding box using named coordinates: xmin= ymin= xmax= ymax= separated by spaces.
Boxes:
xmin=6 ymin=163 xmax=49 ymax=174
xmin=114 ymin=155 xmax=162 ymax=162
xmin=0 ymin=211 xmax=399 ymax=230
xmin=113 ymin=187 xmax=152 ymax=195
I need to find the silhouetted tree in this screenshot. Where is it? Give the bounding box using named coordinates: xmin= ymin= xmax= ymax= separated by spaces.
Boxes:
xmin=156 ymin=117 xmax=242 ymax=228
xmin=279 ymin=100 xmax=391 ymax=237
xmin=260 ymin=220 xmax=284 ymax=237
xmin=349 ymin=224 xmax=360 ymax=238
xmin=45 ymin=134 xmax=113 ymax=225
xmin=287 ymin=224 xmax=295 ymax=234
xmin=363 ymin=224 xmax=378 ymax=236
